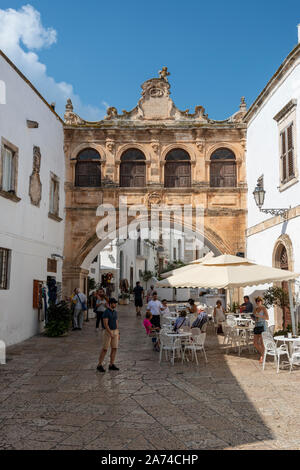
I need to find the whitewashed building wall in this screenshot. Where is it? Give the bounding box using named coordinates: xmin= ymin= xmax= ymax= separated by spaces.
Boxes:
xmin=0 ymin=52 xmax=65 ymax=346
xmin=245 ymin=37 xmax=300 ymax=326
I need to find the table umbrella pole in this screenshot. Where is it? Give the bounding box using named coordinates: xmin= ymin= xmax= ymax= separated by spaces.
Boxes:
xmin=288 ymin=280 xmax=296 ymax=336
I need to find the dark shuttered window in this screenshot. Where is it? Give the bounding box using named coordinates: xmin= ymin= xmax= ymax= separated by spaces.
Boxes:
xmin=120 ymin=149 xmax=146 ymax=188
xmin=210 ymin=148 xmax=237 ymax=188
xmin=164 ymin=149 xmax=191 ymax=188
xmin=280 ymin=123 xmax=295 ymax=184
xmin=75 ymin=148 xmax=101 ymax=187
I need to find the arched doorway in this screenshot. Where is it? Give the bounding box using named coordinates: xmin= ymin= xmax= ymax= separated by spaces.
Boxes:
xmin=164 ymin=149 xmax=191 ymax=188
xmin=273 ymin=239 xmax=293 ymax=328
xmin=120 ymin=149 xmax=146 ymax=187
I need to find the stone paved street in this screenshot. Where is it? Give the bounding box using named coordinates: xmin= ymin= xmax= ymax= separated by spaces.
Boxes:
xmin=1 ymin=303 xmax=300 ymax=450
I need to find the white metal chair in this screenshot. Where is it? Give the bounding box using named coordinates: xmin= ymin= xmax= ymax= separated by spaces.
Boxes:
xmin=226 ymin=328 xmax=247 ymax=356
xmin=183 ymin=333 xmax=207 ymax=365
xmin=289 ymin=340 xmax=300 ymax=373
xmin=221 ymin=322 xmax=231 ymax=344
xmin=159 ymin=332 xmax=182 ymax=365
xmin=268 ymin=324 xmax=275 ymax=336
xmin=262 ymin=332 xmax=289 ymax=373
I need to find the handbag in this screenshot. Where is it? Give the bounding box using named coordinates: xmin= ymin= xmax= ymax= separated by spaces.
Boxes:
xmin=77 ymin=294 xmax=87 ymax=311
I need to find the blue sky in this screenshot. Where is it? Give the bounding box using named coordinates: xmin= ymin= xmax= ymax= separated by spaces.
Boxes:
xmin=0 ymin=1 xmax=299 ymax=120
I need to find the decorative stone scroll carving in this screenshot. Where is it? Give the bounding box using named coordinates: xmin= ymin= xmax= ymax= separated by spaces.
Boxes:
xmin=64 ymin=99 xmax=85 ymax=125
xmin=29 ymin=146 xmax=42 ymax=206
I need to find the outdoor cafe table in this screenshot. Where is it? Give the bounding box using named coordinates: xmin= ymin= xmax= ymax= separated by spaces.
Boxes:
xmin=165 ymin=331 xmax=192 ymax=363
xmin=275 ymin=335 xmax=300 ymax=355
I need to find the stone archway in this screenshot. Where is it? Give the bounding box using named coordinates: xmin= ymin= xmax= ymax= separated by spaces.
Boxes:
xmin=62 ymin=211 xmax=229 ymax=296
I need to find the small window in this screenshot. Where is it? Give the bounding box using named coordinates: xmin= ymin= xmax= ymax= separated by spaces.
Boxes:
xmin=47 ymin=258 xmax=57 ymax=273
xmin=1 ymin=139 xmax=18 ymax=197
xmin=0 ymin=247 xmax=11 ymax=290
xmin=49 ymin=174 xmax=60 ymax=217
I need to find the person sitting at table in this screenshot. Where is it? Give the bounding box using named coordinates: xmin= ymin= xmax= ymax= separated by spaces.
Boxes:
xmin=173 ymin=311 xmax=190 ymax=332
xmin=240 ymin=295 xmax=253 ymax=314
xmin=187 ymin=299 xmax=198 ymax=315
xmin=160 ymin=299 xmax=170 ymax=316
xmin=213 ymin=300 xmax=226 ymax=334
xmin=192 ymin=307 xmax=208 ymax=331
xmin=143 ymin=310 xmax=160 ymax=351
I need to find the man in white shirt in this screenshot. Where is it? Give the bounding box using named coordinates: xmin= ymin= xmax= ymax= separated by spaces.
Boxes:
xmin=147 ymin=292 xmax=162 ymax=328
xmin=72 ymin=288 xmax=87 ymax=331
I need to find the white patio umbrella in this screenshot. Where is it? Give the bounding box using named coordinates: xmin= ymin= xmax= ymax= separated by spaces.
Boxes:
xmin=156 ymin=254 xmax=300 ymax=334
xmin=159 ymin=251 xmax=214 ymax=279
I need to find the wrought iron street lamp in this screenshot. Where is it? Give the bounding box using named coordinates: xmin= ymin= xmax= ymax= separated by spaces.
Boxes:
xmin=253 ymin=175 xmax=289 ymax=218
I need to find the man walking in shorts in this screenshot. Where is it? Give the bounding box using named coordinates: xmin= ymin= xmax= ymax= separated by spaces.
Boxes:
xmin=133 ymin=281 xmax=144 ymax=317
xmin=97 ymin=298 xmax=120 ymax=373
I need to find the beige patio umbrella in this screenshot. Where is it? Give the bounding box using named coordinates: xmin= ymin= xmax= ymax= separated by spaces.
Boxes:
xmin=156 ymin=254 xmax=300 ymax=334
xmin=160 ymin=251 xmax=214 ymax=279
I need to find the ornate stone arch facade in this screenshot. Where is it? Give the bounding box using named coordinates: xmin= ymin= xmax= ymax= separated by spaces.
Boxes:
xmin=63 ymin=70 xmax=247 ymax=295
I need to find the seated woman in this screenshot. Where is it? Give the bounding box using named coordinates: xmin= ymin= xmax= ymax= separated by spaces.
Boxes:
xmin=160 ymin=299 xmax=170 ymax=316
xmin=143 ymin=310 xmax=160 ymax=351
xmin=187 ymin=299 xmax=198 ymax=315
xmin=174 ymin=311 xmax=190 ymax=332
xmin=192 ymin=307 xmax=208 ymax=331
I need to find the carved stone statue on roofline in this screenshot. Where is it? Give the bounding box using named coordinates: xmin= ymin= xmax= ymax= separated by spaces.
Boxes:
xmin=159 ymin=67 xmax=170 ymax=82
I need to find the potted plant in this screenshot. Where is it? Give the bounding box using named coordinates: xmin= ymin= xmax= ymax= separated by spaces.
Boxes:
xmin=118 ymin=292 xmax=130 ymax=305
xmin=44 ymin=301 xmax=72 ymax=337
xmin=263 ymin=286 xmax=290 ymax=329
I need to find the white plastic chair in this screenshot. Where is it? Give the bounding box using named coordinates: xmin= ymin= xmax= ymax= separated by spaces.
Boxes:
xmin=262 ymin=332 xmax=289 ymax=373
xmin=183 ymin=333 xmax=207 ymax=365
xmin=159 ymin=332 xmax=182 ymax=365
xmin=289 ymin=340 xmax=300 ymax=373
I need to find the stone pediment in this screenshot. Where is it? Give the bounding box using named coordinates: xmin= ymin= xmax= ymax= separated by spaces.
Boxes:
xmin=64 ymin=68 xmax=246 ymax=126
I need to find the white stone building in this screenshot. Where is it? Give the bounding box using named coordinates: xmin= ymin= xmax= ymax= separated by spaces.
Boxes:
xmin=245 ymin=28 xmax=300 ymax=328
xmin=0 ymin=51 xmax=65 ymax=346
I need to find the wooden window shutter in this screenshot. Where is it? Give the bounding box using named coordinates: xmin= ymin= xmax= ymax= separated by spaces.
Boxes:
xmin=287 ymin=123 xmax=294 ymax=178
xmin=280 ymin=131 xmax=287 ymax=182
xmin=33 ymin=280 xmax=40 ymax=308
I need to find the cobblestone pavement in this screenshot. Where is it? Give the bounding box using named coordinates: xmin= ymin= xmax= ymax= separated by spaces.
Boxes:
xmin=1 ymin=303 xmax=300 ymax=450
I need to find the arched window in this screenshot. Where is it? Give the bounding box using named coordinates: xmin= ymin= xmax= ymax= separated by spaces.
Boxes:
xmin=164 ymin=149 xmax=191 ymax=188
xmin=210 ymin=148 xmax=236 ymax=187
xmin=75 ymin=148 xmax=101 ymax=187
xmin=120 ymin=149 xmax=146 ymax=187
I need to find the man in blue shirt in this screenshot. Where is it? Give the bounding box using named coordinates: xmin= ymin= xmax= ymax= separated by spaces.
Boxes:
xmin=97 ymin=298 xmax=120 ymax=373
xmin=241 ymin=296 xmax=253 ymax=313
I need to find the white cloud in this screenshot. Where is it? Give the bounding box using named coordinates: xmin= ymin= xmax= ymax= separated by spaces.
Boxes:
xmin=0 ymin=4 xmax=106 ymax=120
